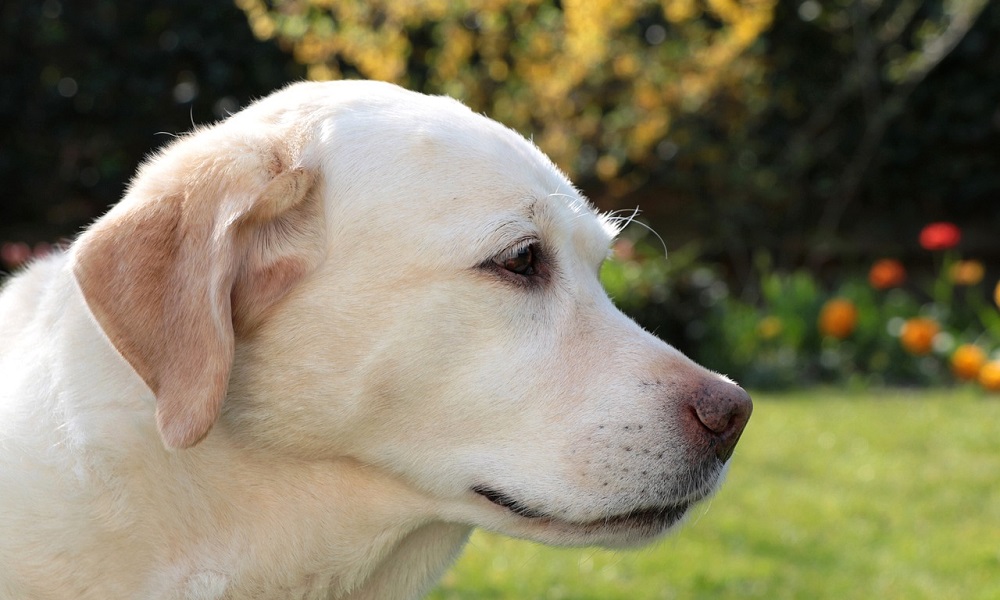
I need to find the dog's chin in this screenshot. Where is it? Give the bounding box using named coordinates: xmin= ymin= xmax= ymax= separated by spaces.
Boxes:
xmin=469 ymin=486 xmax=706 ymax=548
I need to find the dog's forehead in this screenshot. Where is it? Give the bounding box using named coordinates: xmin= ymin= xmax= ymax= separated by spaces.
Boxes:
xmin=293 ymin=82 xmax=615 ymax=263
xmin=398 ymin=116 xmax=615 ymax=265
xmin=413 ymin=109 xmax=616 ymax=263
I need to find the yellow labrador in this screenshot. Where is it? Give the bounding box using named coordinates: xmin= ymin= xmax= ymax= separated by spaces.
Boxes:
xmin=0 ymin=81 xmax=751 ymax=599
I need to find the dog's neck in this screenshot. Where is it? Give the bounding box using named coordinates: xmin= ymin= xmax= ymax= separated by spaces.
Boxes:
xmin=162 ymin=436 xmax=473 ymax=599
xmin=335 ymin=521 xmax=471 ymax=600
xmin=160 ymin=439 xmax=472 ymax=599
xmin=3 ymin=257 xmax=471 ymax=599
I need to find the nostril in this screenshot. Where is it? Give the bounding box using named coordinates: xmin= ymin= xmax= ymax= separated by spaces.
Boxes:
xmin=691 ymin=379 xmax=753 ymax=461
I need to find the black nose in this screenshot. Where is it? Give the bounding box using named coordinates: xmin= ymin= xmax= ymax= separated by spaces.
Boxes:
xmin=689 ymin=378 xmax=752 ymax=462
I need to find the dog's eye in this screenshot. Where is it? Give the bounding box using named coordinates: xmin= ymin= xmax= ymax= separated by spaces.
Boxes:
xmin=497 ymin=242 xmax=538 ymax=277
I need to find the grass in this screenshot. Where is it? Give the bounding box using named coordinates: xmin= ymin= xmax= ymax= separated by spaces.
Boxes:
xmin=429 ymin=388 xmax=1000 ymax=599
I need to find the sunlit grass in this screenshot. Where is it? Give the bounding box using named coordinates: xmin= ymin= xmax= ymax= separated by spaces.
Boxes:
xmin=430 ymin=389 xmax=1000 ymax=599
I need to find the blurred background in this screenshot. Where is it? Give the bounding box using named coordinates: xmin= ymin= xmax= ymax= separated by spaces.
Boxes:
xmin=2 ymin=0 xmax=999 ymax=389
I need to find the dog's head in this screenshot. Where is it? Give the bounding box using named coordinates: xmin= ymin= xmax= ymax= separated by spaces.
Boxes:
xmin=72 ymin=80 xmax=750 ymax=547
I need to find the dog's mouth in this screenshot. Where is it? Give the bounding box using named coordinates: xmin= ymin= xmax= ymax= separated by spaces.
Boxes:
xmin=471 ymin=485 xmax=692 ymax=536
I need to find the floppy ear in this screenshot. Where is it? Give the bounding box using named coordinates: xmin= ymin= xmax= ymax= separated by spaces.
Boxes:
xmin=72 ymin=133 xmax=323 ymax=449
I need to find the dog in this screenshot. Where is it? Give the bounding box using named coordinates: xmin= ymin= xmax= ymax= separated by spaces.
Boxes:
xmin=0 ymin=80 xmax=751 ymax=599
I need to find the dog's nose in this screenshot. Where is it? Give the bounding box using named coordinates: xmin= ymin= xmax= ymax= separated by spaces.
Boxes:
xmin=688 ymin=378 xmax=752 ymax=462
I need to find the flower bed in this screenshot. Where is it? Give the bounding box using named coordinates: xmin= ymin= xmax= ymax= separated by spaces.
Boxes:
xmin=602 ymin=222 xmax=1000 ymax=391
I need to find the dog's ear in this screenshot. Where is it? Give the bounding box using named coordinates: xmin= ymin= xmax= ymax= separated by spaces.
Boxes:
xmin=73 ymin=132 xmax=323 ymax=449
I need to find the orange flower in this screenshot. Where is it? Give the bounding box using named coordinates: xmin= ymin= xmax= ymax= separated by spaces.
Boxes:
xmin=868 ymin=259 xmax=906 ymax=289
xmin=899 ymin=318 xmax=939 ymax=355
xmin=948 ymin=260 xmax=984 ymax=286
xmin=980 ymin=361 xmax=1000 ymax=392
xmin=818 ymin=298 xmax=858 ymax=340
xmin=994 ymin=280 xmax=1000 ymax=309
xmin=919 ymin=222 xmax=961 ymax=251
xmin=950 ymin=345 xmax=986 ymax=380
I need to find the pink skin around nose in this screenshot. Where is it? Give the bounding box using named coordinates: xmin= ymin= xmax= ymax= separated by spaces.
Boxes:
xmin=684 ymin=378 xmax=753 ymax=462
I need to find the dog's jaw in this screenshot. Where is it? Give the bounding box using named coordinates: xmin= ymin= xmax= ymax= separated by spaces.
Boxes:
xmin=471 ymin=484 xmax=694 ymax=547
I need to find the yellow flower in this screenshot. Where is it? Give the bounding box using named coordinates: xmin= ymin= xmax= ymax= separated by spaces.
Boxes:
xmin=950 ymin=345 xmax=986 ymax=380
xmin=979 ymin=361 xmax=1000 ymax=392
xmin=899 ymin=318 xmax=939 ymax=355
xmin=818 ymin=298 xmax=858 ymax=340
xmin=948 ymin=260 xmax=984 ymax=286
xmin=757 ymin=316 xmax=783 ymax=340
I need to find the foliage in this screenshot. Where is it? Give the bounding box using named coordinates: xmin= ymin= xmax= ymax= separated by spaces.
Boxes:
xmin=600 ymin=232 xmax=715 ymax=357
xmin=646 ymin=0 xmax=1000 ymax=274
xmin=757 ymin=0 xmax=995 ymax=257
xmin=0 ymin=0 xmax=302 ymax=242
xmin=238 ymin=0 xmax=776 ymax=190
xmin=3 ymin=1 xmax=998 ymax=278
xmin=237 ymin=0 xmax=1000 ymax=273
xmin=603 ymin=222 xmax=1000 ymax=390
xmin=431 ymin=390 xmax=1000 ymax=599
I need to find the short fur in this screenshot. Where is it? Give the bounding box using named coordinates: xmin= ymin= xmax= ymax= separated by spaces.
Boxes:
xmin=0 ymin=81 xmax=750 ymax=600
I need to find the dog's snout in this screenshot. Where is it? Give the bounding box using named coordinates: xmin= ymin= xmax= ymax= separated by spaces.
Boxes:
xmin=688 ymin=378 xmax=752 ymax=462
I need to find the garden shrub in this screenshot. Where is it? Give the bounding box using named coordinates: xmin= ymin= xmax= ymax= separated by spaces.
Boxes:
xmin=603 ymin=223 xmax=1000 ymax=391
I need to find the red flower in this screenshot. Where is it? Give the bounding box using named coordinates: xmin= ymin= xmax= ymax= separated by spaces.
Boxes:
xmin=918 ymin=222 xmax=961 ymax=251
xmin=868 ymin=259 xmax=906 ymax=289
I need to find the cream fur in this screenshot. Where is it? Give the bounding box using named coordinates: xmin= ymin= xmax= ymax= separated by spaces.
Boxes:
xmin=0 ymin=81 xmax=750 ymax=599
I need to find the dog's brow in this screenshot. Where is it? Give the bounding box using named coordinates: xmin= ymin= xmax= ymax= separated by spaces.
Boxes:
xmin=488 ymin=217 xmax=525 ymax=236
xmin=479 ymin=215 xmax=535 ymax=255
xmin=477 ymin=199 xmax=539 ymax=251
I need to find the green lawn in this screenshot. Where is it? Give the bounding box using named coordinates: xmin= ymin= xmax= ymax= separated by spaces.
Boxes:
xmin=429 ymin=389 xmax=1000 ymax=599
